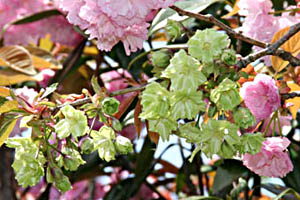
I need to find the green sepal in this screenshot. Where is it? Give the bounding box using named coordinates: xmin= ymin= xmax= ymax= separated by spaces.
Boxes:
xmin=47 ymin=164 xmax=72 ymax=193
xmin=148 ymin=118 xmax=177 ymax=141
xmin=178 ymin=122 xmax=201 ymax=143
xmin=188 ymin=28 xmax=230 ymax=63
xmin=210 ymin=78 xmax=241 ymax=111
xmin=150 ymin=49 xmax=171 ymax=68
xmin=56 ymin=147 xmax=86 ymax=171
xmin=165 ymin=19 xmax=184 ymax=41
xmin=91 ymin=126 xmax=116 ymax=162
xmin=238 ymin=133 xmax=265 ymax=155
xmin=171 ymin=90 xmax=206 ymax=120
xmin=199 ymin=120 xmax=240 ymax=158
xmin=233 ymin=107 xmax=256 ymax=129
xmin=162 ymin=50 xmax=206 ymax=92
xmin=139 ymin=82 xmax=171 ymax=119
xmin=55 ymin=105 xmax=88 ymax=139
xmin=80 ymin=137 xmax=94 ymax=154
xmin=221 ymin=49 xmax=237 ymax=65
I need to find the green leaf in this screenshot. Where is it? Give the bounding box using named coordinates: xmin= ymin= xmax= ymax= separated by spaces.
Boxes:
xmin=6 ymin=137 xmax=46 ymax=187
xmin=238 ymin=133 xmax=265 ymax=155
xmin=210 ymin=78 xmax=241 ymax=111
xmin=41 ymin=83 xmax=58 ymax=99
xmin=55 ymin=105 xmax=88 ymax=139
xmin=12 ymin=9 xmax=62 ymax=25
xmin=0 ymin=113 xmax=18 ymax=147
xmin=212 ymin=159 xmax=249 ymax=196
xmin=178 ymin=122 xmax=201 ymax=143
xmin=171 ymin=90 xmax=206 ymax=120
xmin=91 ymin=126 xmax=116 ymax=162
xmin=0 ymin=99 xmax=18 ymax=114
xmin=47 ymin=164 xmax=72 ymax=193
xmin=199 ymin=120 xmax=240 ymax=158
xmin=149 ymin=0 xmax=221 ymax=35
xmin=139 ymin=82 xmax=171 ymax=119
xmin=233 ymin=107 xmax=256 ymax=129
xmin=188 ymin=28 xmax=230 ymax=63
xmin=148 ymin=118 xmax=177 ymax=141
xmin=274 ymin=188 xmax=300 ymax=200
xmin=0 ymin=96 xmax=7 ymax=106
xmin=162 ymin=50 xmax=206 ymax=92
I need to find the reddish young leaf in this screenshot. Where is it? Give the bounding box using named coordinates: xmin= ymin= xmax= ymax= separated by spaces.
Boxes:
xmin=157 ymin=159 xmax=179 ymax=174
xmin=146 ymin=120 xmax=160 ymax=144
xmin=134 ymin=98 xmax=143 ymax=138
xmin=114 ymin=92 xmax=138 ymax=119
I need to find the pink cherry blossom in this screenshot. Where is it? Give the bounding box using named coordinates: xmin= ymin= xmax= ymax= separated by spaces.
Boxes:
xmin=238 ymin=0 xmax=279 ymax=43
xmin=243 ymin=137 xmax=293 ymax=178
xmin=0 ymin=0 xmax=83 ymax=46
xmin=238 ymin=0 xmax=300 ymax=65
xmin=100 ymin=69 xmax=133 ymax=102
xmin=240 ymin=74 xmax=280 ymax=121
xmin=14 ymin=86 xmax=38 ymax=106
xmin=59 ymin=0 xmax=178 ymax=55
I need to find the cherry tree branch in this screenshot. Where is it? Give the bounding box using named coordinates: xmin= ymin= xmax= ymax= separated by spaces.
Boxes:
xmin=57 ymin=84 xmax=147 ymax=108
xmin=170 ymin=6 xmax=266 ymax=48
xmin=238 ymin=22 xmax=300 ymax=68
xmin=282 ymin=92 xmax=300 ymax=100
xmin=170 ymin=6 xmax=300 ymax=68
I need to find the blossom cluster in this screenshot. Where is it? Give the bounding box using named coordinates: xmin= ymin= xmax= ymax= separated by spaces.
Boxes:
xmin=238 ymin=0 xmax=300 ymax=64
xmin=240 ymin=74 xmax=293 ymax=178
xmin=58 ymin=0 xmax=178 ymax=55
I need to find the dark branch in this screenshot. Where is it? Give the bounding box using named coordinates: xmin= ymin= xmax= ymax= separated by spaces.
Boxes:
xmin=170 ymin=6 xmax=300 ymax=68
xmin=282 ymin=92 xmax=300 ymax=100
xmin=57 ymin=84 xmax=147 ymax=108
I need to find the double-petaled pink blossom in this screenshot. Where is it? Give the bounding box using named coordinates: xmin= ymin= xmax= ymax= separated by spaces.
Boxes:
xmin=240 ymin=74 xmax=280 ymax=121
xmin=58 ymin=0 xmax=178 ymax=55
xmin=243 ymin=137 xmax=293 ymax=178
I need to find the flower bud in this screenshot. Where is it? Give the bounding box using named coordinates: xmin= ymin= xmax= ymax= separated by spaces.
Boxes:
xmin=150 ymin=49 xmax=171 ymax=68
xmin=79 ymin=137 xmax=94 ymax=154
xmin=114 ymin=135 xmax=133 ymax=154
xmin=165 ymin=19 xmax=184 ymax=41
xmin=221 ymin=49 xmax=237 ymax=65
xmin=101 ymin=97 xmax=120 ymax=115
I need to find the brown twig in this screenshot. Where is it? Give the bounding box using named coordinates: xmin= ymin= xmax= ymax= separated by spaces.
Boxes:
xmin=170 ymin=6 xmax=300 ymax=68
xmin=282 ymin=92 xmax=300 ymax=100
xmin=171 ymin=6 xmax=266 ymax=47
xmin=57 ymin=84 xmax=147 ymax=108
xmin=238 ymin=22 xmax=300 ymax=68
